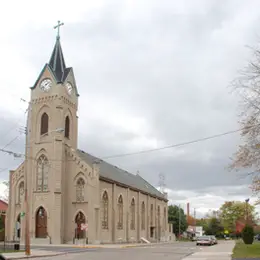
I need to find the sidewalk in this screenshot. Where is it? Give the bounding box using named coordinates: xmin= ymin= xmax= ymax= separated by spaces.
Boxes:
xmin=71 ymin=241 xmax=175 ymax=248
xmin=183 ymin=241 xmax=235 ymax=260
xmin=1 ymin=250 xmax=67 ymax=260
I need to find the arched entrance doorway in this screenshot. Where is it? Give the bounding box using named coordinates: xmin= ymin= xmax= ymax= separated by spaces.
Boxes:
xmin=16 ymin=214 xmax=21 ymax=239
xmin=75 ymin=211 xmax=86 ymax=239
xmin=35 ymin=207 xmax=47 ymax=238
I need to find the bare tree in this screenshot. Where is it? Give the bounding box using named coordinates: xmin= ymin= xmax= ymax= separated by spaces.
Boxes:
xmin=230 ymin=46 xmax=260 ymax=204
xmin=0 ymin=181 xmax=9 ymax=203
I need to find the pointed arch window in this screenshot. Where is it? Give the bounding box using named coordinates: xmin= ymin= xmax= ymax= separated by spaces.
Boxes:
xmin=157 ymin=205 xmax=160 ymax=227
xmin=76 ymin=178 xmax=85 ymax=202
xmin=18 ymin=182 xmax=24 ymax=203
xmin=36 ymin=155 xmax=49 ymax=192
xmin=117 ymin=195 xmax=123 ymax=229
xmin=130 ymin=198 xmax=135 ymax=230
xmin=164 ymin=207 xmax=167 ymax=230
xmin=141 ymin=201 xmax=145 ymax=230
xmin=150 ymin=204 xmax=153 ymax=226
xmin=101 ymin=191 xmax=109 ymax=229
xmin=40 ymin=113 xmax=49 ymax=135
xmin=65 ymin=116 xmax=70 ymax=138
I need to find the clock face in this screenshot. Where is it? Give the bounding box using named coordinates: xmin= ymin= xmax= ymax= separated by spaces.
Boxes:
xmin=40 ymin=78 xmax=52 ymax=92
xmin=66 ymin=82 xmax=73 ymax=95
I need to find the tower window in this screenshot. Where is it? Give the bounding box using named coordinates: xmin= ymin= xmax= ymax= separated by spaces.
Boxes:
xmin=40 ymin=113 xmax=49 ymax=135
xmin=65 ymin=116 xmax=70 ymax=138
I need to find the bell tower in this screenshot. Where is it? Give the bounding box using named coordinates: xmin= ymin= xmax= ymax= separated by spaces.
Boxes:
xmin=26 ymin=22 xmax=79 ymax=244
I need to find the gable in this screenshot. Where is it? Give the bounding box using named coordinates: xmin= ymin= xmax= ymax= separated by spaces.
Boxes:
xmin=31 ymin=64 xmax=57 ymax=90
xmin=76 ymin=149 xmax=167 ymax=201
xmin=63 ymin=67 xmax=80 ymax=97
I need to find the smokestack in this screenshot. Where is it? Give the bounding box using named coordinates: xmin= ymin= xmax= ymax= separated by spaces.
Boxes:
xmin=187 ymin=202 xmax=190 ymax=223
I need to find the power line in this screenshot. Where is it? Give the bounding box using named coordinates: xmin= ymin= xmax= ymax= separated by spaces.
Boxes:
xmin=101 ymin=123 xmax=260 ymax=160
xmin=0 ymin=123 xmax=259 ymax=163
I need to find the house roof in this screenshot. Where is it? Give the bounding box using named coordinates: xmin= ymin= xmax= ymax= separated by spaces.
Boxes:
xmin=77 ymin=149 xmax=167 ymax=201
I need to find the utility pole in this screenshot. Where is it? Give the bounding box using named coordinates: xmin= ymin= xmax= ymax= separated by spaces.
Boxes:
xmin=24 ymin=102 xmax=31 ymax=256
xmin=245 ymin=198 xmax=250 ymax=224
xmin=158 ymin=173 xmax=166 ymax=193
xmin=194 ymin=208 xmax=196 ymax=226
xmin=178 ymin=204 xmax=181 ymax=239
xmin=193 ymin=208 xmax=196 ymax=236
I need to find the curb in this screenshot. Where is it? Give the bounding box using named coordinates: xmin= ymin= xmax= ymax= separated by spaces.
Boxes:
xmin=71 ymin=245 xmax=102 ymax=249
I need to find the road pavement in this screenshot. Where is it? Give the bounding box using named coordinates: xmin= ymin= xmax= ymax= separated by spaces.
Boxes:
xmin=28 ymin=242 xmax=198 ymax=260
xmin=3 ymin=241 xmax=235 ymax=259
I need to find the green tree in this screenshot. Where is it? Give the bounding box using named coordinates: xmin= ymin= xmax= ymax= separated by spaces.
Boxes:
xmin=168 ymin=205 xmax=187 ymax=236
xmin=196 ymin=218 xmax=208 ymax=231
xmin=220 ymin=201 xmax=255 ymax=233
xmin=204 ymin=217 xmax=224 ymax=236
xmin=0 ymin=216 xmax=4 ymax=232
xmin=242 ymin=224 xmax=254 ymax=244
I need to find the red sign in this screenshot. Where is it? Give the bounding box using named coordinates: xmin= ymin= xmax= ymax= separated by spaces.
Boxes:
xmin=81 ymin=223 xmax=88 ymax=231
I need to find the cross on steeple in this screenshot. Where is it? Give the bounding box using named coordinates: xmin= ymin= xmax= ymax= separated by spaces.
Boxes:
xmin=54 ymin=20 xmax=64 ymax=40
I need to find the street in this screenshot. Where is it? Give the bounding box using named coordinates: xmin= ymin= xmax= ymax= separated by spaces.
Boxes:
xmin=25 ymin=241 xmax=235 ymax=260
xmin=30 ymin=242 xmax=198 ymax=260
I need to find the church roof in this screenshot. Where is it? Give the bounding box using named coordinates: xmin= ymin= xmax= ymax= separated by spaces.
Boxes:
xmin=77 ymin=149 xmax=167 ymax=201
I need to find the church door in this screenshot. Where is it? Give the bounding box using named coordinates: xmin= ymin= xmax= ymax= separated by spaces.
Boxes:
xmin=75 ymin=212 xmax=86 ymax=239
xmin=35 ymin=207 xmax=47 ymax=238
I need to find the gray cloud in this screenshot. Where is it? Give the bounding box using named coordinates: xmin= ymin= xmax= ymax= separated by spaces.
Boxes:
xmin=1 ymin=0 xmax=260 ymax=213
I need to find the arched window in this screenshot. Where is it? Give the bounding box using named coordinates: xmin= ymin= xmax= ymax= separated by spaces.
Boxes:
xmin=101 ymin=191 xmax=109 ymax=229
xmin=157 ymin=205 xmax=160 ymax=226
xmin=150 ymin=204 xmax=153 ymax=226
xmin=36 ymin=155 xmax=49 ymax=192
xmin=76 ymin=178 xmax=85 ymax=202
xmin=40 ymin=113 xmax=49 ymax=135
xmin=130 ymin=198 xmax=135 ymax=230
xmin=141 ymin=201 xmax=145 ymax=230
xmin=65 ymin=116 xmax=70 ymax=138
xmin=18 ymin=182 xmax=24 ymax=203
xmin=117 ymin=195 xmax=123 ymax=229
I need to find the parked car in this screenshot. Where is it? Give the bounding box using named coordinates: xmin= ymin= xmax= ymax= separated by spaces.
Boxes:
xmin=209 ymin=235 xmax=218 ymax=244
xmin=254 ymin=234 xmax=260 ymax=241
xmin=196 ymin=236 xmax=214 ymax=246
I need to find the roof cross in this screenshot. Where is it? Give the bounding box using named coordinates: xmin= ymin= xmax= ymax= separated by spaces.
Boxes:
xmin=54 ymin=20 xmax=64 ymax=40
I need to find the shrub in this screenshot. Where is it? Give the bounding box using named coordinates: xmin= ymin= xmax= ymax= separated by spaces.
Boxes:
xmin=242 ymin=224 xmax=254 ymax=244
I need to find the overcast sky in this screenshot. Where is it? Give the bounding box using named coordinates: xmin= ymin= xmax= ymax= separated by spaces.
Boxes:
xmin=0 ymin=0 xmax=260 ymax=217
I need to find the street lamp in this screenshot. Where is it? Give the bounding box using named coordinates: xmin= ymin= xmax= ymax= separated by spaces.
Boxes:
xmin=245 ymin=198 xmax=250 ymax=224
xmin=24 ymin=127 xmax=64 ymax=256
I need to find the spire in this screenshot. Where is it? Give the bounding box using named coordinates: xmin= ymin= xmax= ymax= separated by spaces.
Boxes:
xmin=49 ymin=36 xmax=66 ymax=82
xmin=48 ymin=21 xmax=66 ymax=82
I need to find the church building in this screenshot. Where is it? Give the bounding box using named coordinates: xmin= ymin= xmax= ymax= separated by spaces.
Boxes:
xmin=5 ymin=31 xmax=171 ymax=244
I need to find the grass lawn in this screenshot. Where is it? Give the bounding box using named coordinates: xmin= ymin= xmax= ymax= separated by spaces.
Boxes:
xmin=232 ymin=241 xmax=260 ymax=258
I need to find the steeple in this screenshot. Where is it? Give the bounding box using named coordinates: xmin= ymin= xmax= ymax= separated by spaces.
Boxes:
xmin=31 ymin=20 xmax=79 ymax=96
xmin=48 ymin=37 xmax=66 ymax=82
